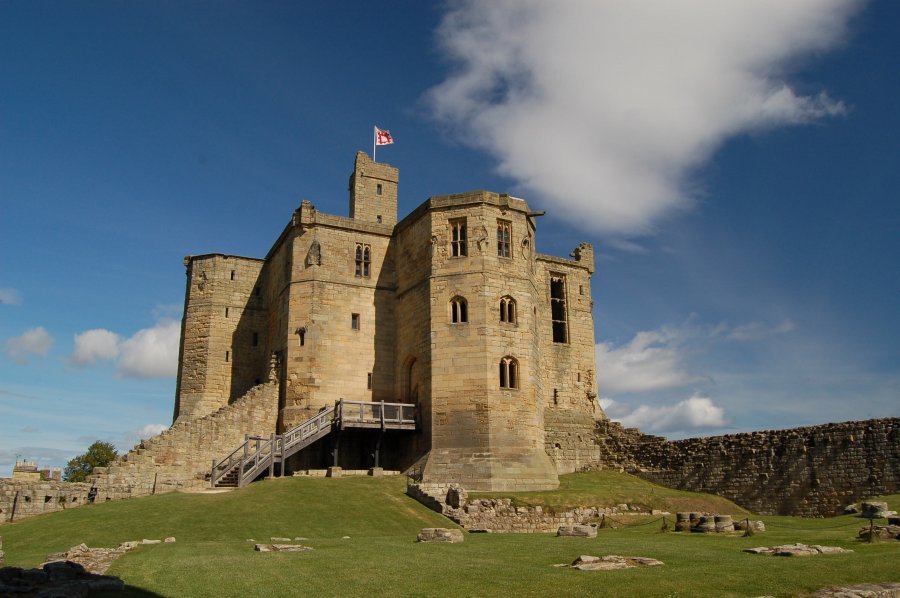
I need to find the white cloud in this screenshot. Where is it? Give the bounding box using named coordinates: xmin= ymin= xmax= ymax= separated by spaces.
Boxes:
xmin=602 ymin=395 xmax=728 ymax=434
xmin=595 ymin=328 xmax=697 ymax=395
xmin=70 ymin=319 xmax=180 ymax=378
xmin=71 ymin=329 xmax=122 ymax=365
xmin=428 ymin=0 xmax=859 ymax=235
xmin=4 ymin=326 xmax=54 ymax=364
xmin=725 ymin=319 xmax=795 ymax=341
xmin=116 ymin=319 xmax=180 ymax=378
xmin=136 ymin=423 xmax=169 ymax=438
xmin=0 ymin=288 xmax=22 ymax=305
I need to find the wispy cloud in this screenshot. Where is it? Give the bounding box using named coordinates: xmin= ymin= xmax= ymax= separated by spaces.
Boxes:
xmin=4 ymin=326 xmax=54 ymax=364
xmin=427 ymin=0 xmax=859 ymax=235
xmin=595 ymin=326 xmax=699 ymax=395
xmin=0 ymin=288 xmax=22 ymax=305
xmin=69 ymin=319 xmax=180 ymax=378
xmin=722 ymin=319 xmax=795 ymax=342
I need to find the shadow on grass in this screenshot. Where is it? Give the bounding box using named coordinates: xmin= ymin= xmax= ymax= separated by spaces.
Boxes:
xmin=96 ymin=586 xmax=164 ymax=597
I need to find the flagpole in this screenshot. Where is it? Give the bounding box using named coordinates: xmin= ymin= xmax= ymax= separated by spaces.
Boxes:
xmin=373 ymin=126 xmax=377 ymax=162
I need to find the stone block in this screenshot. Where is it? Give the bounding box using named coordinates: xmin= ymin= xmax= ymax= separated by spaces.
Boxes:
xmin=417 ymin=528 xmax=464 ymax=543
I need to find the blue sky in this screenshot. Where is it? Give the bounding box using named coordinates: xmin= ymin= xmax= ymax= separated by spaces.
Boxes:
xmin=2 ymin=1 xmax=897 ymax=473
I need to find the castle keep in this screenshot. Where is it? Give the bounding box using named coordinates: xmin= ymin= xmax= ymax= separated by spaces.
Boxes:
xmin=174 ymin=152 xmax=603 ymax=491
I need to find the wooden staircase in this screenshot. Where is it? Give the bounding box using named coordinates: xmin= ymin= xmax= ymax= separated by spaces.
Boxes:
xmin=210 ymin=400 xmax=417 ymax=488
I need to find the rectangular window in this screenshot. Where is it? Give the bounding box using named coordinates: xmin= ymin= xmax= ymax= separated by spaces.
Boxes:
xmin=225 ymin=350 xmax=230 ymax=363
xmin=497 ymin=220 xmax=511 ymax=258
xmin=376 ymin=183 xmax=383 ymax=196
xmin=352 ymin=313 xmax=360 ymax=330
xmin=550 ymin=275 xmax=568 ymax=343
xmin=367 ymin=372 xmax=373 ymax=390
xmin=450 ymin=219 xmax=467 ymax=257
xmin=225 ymin=307 xmax=229 ymax=318
xmin=230 ymin=270 xmax=235 ymax=280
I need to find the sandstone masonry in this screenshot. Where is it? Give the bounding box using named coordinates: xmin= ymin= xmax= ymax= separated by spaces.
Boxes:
xmin=594 ymin=417 xmax=900 ymax=517
xmin=173 ymin=151 xmax=604 ymax=490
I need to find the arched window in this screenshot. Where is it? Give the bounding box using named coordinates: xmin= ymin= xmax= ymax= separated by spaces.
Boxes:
xmin=499 ymin=296 xmax=517 ymax=324
xmin=355 ymin=244 xmax=363 ymax=277
xmin=499 ymin=356 xmax=519 ymax=389
xmin=450 ymin=296 xmax=468 ymax=324
xmin=363 ymin=246 xmax=371 ymax=277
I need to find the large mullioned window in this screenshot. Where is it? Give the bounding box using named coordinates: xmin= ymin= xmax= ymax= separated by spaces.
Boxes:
xmin=497 ymin=220 xmax=511 ymax=258
xmin=550 ymin=275 xmax=568 ymax=343
xmin=355 ymin=243 xmax=371 ymax=277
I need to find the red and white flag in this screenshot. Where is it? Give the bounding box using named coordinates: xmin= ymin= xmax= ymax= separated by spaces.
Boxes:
xmin=375 ymin=126 xmax=394 ymax=146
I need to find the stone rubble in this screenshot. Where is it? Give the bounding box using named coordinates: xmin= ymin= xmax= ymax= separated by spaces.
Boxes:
xmin=417 ymin=528 xmax=464 ymax=543
xmin=743 ymin=543 xmax=853 ymax=557
xmin=564 ymin=554 xmax=664 ymax=571
xmin=557 ymin=524 xmax=598 ymax=538
xmin=858 ymin=524 xmax=900 ymax=541
xmin=811 ymin=582 xmax=900 ymax=597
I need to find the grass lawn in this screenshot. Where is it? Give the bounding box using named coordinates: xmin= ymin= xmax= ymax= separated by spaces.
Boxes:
xmin=0 ymin=475 xmax=897 ymax=597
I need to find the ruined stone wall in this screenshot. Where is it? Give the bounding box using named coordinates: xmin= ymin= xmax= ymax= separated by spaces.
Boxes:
xmin=175 ymin=254 xmax=266 ymax=422
xmin=596 ymin=418 xmax=900 ymax=517
xmin=0 ymin=480 xmax=92 ymax=523
xmin=92 ymin=382 xmax=279 ymax=500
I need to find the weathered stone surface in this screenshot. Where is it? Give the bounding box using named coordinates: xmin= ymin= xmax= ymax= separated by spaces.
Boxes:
xmin=569 ymin=555 xmax=664 ymax=571
xmin=592 ymin=417 xmax=900 ymax=518
xmin=811 ymin=582 xmax=900 ymax=597
xmin=858 ymin=525 xmax=900 ymax=541
xmin=164 ymin=537 xmax=176 ymax=543
xmin=557 ymin=524 xmax=598 ymax=538
xmin=41 ymin=542 xmax=140 ymax=575
xmin=744 ymin=544 xmax=853 ymax=557
xmin=733 ymin=519 xmax=766 ymax=533
xmin=861 ymin=502 xmax=896 ymax=519
xmin=417 ymin=528 xmax=464 ymax=543
xmin=446 ymin=486 xmax=467 ymax=509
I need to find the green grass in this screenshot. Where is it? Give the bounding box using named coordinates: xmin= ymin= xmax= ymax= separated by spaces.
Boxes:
xmin=469 ymin=470 xmax=751 ymax=515
xmin=1 ymin=475 xmax=897 ymax=597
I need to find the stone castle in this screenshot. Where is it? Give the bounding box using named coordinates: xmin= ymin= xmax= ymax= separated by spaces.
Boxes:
xmin=2 ymin=152 xmax=897 ymax=524
xmin=173 ymin=151 xmax=603 ymax=491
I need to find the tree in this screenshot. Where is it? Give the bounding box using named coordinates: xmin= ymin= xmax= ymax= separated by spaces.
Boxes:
xmin=64 ymin=440 xmax=118 ymax=482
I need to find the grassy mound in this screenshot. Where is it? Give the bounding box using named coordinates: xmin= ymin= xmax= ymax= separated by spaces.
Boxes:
xmin=469 ymin=470 xmax=750 ymax=515
xmin=1 ymin=475 xmax=897 ymax=597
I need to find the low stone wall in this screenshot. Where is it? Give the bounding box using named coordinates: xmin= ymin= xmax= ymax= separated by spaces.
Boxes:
xmin=0 ymin=480 xmax=92 ymax=523
xmin=407 ymin=482 xmax=638 ymax=533
xmin=91 ymin=381 xmax=279 ymax=500
xmin=596 ymin=418 xmax=900 ymax=517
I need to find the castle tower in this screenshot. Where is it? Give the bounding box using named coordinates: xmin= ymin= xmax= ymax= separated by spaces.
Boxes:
xmin=348 ymin=151 xmax=399 ymax=226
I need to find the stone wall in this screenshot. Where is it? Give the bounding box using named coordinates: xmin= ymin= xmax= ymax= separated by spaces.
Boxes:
xmin=0 ymin=480 xmax=92 ymax=523
xmin=596 ymin=418 xmax=900 ymax=517
xmin=92 ymin=381 xmax=279 ymax=500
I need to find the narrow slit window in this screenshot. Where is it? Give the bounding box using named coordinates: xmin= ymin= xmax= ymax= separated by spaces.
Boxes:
xmin=230 ymin=270 xmax=235 ymax=280
xmin=550 ymin=275 xmax=568 ymax=343
xmin=298 ymin=328 xmax=305 ymax=346
xmin=450 ymin=219 xmax=467 ymax=257
xmin=225 ymin=350 xmax=230 ymax=363
xmin=367 ymin=372 xmax=373 ymax=390
xmin=376 ymin=183 xmax=383 ymax=196
xmin=450 ymin=296 xmax=468 ymax=324
xmin=497 ymin=220 xmax=511 ymax=258
xmin=352 ymin=313 xmax=360 ymax=330
xmin=225 ymin=307 xmax=229 ymax=318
